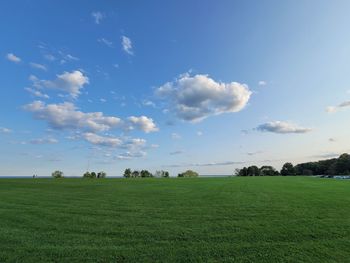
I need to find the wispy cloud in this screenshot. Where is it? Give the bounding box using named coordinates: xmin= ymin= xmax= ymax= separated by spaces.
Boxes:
xmin=25 ymin=87 xmax=49 ymax=99
xmin=258 ymin=80 xmax=267 ymax=86
xmin=30 ymin=62 xmax=47 ymax=71
xmin=0 ymin=127 xmax=12 ymax=133
xmin=121 ymin=36 xmax=133 ymax=55
xmin=326 ymin=101 xmax=350 ymax=113
xmin=98 ymin=38 xmax=113 ymax=48
xmin=6 ymin=53 xmax=21 ymax=63
xmin=164 ymin=161 xmax=245 ymax=168
xmin=91 ymin=11 xmax=104 ymax=24
xmin=256 ymin=121 xmax=312 ymax=134
xmin=29 ymin=137 xmax=58 ymax=144
xmin=169 ymin=150 xmax=184 ymax=155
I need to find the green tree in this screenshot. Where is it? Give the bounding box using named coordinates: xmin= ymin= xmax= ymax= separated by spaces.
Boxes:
xmin=123 ymin=168 xmax=132 ymax=178
xmin=97 ymin=171 xmax=107 ymax=178
xmin=178 ymin=170 xmax=199 ymax=177
xmin=281 ymin=162 xmax=296 ymax=176
xmin=91 ymin=172 xmax=97 ymax=178
xmin=52 ymin=170 xmax=64 ymax=178
xmin=140 ymin=170 xmax=153 ymax=177
xmin=260 ymin=166 xmax=279 ymax=176
xmin=83 ymin=171 xmax=91 ymax=178
xmin=132 ymin=170 xmax=140 ymax=178
xmin=247 ymin=166 xmax=260 ymax=176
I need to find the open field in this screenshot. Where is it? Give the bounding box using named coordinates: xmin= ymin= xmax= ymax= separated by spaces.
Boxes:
xmin=0 ymin=177 xmax=349 ymax=262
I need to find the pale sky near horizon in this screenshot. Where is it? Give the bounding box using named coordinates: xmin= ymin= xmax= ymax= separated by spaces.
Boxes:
xmin=1 ymin=0 xmax=350 ymax=176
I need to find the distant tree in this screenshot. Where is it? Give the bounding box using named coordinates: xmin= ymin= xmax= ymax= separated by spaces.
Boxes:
xmin=52 ymin=170 xmax=64 ymax=178
xmin=281 ymin=162 xmax=296 ymax=176
xmin=234 ymin=168 xmax=241 ymax=176
xmin=90 ymin=172 xmax=97 ymax=178
xmin=132 ymin=170 xmax=140 ymax=178
xmin=155 ymin=170 xmax=170 ymax=178
xmin=83 ymin=171 xmax=93 ymax=178
xmin=123 ymin=168 xmax=132 ymax=178
xmin=97 ymin=171 xmax=107 ymax=178
xmin=178 ymin=170 xmax=199 ymax=178
xmin=260 ymin=166 xmax=279 ymax=176
xmin=247 ymin=166 xmax=260 ymax=176
xmin=140 ymin=170 xmax=153 ymax=177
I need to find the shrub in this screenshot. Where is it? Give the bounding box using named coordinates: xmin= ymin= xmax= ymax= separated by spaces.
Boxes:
xmin=178 ymin=170 xmax=199 ymax=178
xmin=52 ymin=170 xmax=64 ymax=178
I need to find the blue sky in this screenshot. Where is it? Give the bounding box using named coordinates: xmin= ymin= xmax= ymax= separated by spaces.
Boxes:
xmin=1 ymin=0 xmax=350 ymax=176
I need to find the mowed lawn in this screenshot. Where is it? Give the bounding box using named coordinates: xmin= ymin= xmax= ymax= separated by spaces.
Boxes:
xmin=0 ymin=177 xmax=349 ymax=262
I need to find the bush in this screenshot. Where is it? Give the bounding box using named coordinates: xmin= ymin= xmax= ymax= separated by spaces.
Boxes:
xmin=97 ymin=171 xmax=106 ymax=178
xmin=52 ymin=170 xmax=64 ymax=178
xmin=178 ymin=170 xmax=199 ymax=178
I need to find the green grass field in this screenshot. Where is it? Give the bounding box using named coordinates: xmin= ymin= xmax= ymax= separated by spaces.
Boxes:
xmin=0 ymin=177 xmax=349 ymax=262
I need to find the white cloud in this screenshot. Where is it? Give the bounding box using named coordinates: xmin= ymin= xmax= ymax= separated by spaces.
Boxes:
xmin=258 ymin=80 xmax=267 ymax=86
xmin=29 ymin=137 xmax=58 ymax=144
xmin=164 ymin=161 xmax=244 ymax=168
xmin=256 ymin=121 xmax=312 ymax=134
xmin=100 ymin=98 xmax=107 ymax=103
xmin=24 ymin=101 xmax=158 ymax=134
xmin=83 ymin=133 xmax=122 ymax=147
xmin=98 ymin=38 xmax=113 ymax=48
xmin=121 ymin=36 xmax=133 ymax=55
xmin=30 ymin=62 xmax=47 ymax=71
xmin=6 ymin=53 xmax=21 ymax=63
xmin=30 ymin=70 xmax=89 ymax=98
xmin=0 ymin=127 xmax=12 ymax=133
xmin=171 ymin=133 xmax=181 ymax=140
xmin=92 ymin=11 xmax=104 ymax=24
xmin=25 ymin=87 xmax=49 ymax=99
xmin=116 ymin=151 xmax=146 ymax=160
xmin=156 ymin=73 xmax=252 ymax=122
xmin=23 ymin=101 xmax=122 ymax=132
xmin=142 ymin=100 xmax=156 ymax=107
xmin=127 ymin=116 xmax=158 ymax=133
xmin=326 ymin=101 xmax=350 ymax=113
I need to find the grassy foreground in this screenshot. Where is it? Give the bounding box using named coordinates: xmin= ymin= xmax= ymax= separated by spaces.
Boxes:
xmin=0 ymin=177 xmax=349 ymax=263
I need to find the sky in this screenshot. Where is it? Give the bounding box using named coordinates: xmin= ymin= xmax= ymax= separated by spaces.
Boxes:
xmin=1 ymin=0 xmax=350 ymax=176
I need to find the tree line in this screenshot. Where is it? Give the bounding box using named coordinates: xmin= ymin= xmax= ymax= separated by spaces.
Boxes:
xmin=235 ymin=153 xmax=350 ymax=176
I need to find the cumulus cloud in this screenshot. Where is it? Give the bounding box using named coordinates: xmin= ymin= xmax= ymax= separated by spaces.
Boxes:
xmin=30 ymin=62 xmax=47 ymax=71
xmin=6 ymin=53 xmax=21 ymax=63
xmin=0 ymin=127 xmax=12 ymax=133
xmin=326 ymin=101 xmax=350 ymax=113
xmin=30 ymin=70 xmax=89 ymax=98
xmin=127 ymin=116 xmax=158 ymax=133
xmin=23 ymin=101 xmax=158 ymax=134
xmin=29 ymin=138 xmax=58 ymax=144
xmin=25 ymin=87 xmax=49 ymax=99
xmin=82 ymin=133 xmax=122 ymax=147
xmin=92 ymin=11 xmax=104 ymax=24
xmin=121 ymin=36 xmax=133 ymax=55
xmin=256 ymin=121 xmax=312 ymax=134
xmin=156 ymin=73 xmax=251 ymax=122
xmin=23 ymin=101 xmax=122 ymax=132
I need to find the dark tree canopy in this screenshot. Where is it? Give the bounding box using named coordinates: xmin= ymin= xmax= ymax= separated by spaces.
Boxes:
xmin=235 ymin=153 xmax=350 ymax=176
